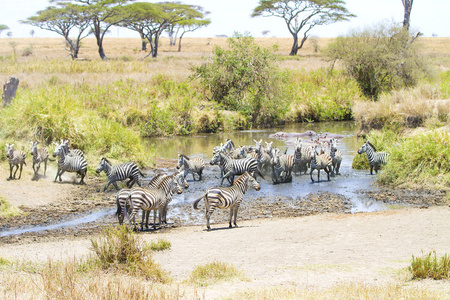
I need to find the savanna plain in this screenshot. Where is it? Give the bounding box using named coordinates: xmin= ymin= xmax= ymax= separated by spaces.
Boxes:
xmin=0 ymin=37 xmax=449 ymax=299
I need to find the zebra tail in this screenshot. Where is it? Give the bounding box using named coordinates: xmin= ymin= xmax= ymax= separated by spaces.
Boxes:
xmin=193 ymin=194 xmax=205 ymax=210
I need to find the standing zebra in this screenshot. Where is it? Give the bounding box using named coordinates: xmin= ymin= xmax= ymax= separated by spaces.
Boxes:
xmin=193 ymin=172 xmax=260 ymax=231
xmin=177 ymin=154 xmax=205 ymax=181
xmin=210 ymin=151 xmax=263 ymax=186
xmin=330 ymin=138 xmax=343 ymax=175
xmin=310 ymin=146 xmax=333 ymax=182
xmin=96 ymin=157 xmax=144 ymax=191
xmin=357 ymin=140 xmax=389 ymax=175
xmin=271 ymin=148 xmax=294 ymax=184
xmin=53 ymin=141 xmax=88 ymax=184
xmin=5 ymin=144 xmax=26 ymax=180
xmin=254 ymin=140 xmax=271 ymax=174
xmin=126 ymin=174 xmax=182 ymax=231
xmin=30 ymin=141 xmax=49 ymax=179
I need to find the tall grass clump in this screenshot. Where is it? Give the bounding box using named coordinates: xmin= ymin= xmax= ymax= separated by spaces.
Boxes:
xmin=377 ymin=129 xmax=450 ymax=190
xmin=326 ymin=21 xmax=432 ymax=100
xmin=90 ymin=225 xmax=169 ymax=283
xmin=0 ymin=85 xmax=152 ymax=165
xmin=193 ymin=33 xmax=290 ymax=127
xmin=409 ymin=251 xmax=450 ymax=280
xmin=186 ymin=261 xmax=245 ymax=287
xmin=288 ymin=69 xmax=361 ymax=122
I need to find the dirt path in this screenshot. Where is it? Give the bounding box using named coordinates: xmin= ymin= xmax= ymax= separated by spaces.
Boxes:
xmin=1 ymin=206 xmax=449 ymax=298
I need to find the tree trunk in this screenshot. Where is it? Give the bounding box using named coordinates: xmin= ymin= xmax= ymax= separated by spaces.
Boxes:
xmin=402 ymin=0 xmax=413 ymax=31
xmin=2 ymin=77 xmax=19 ymax=107
xmin=98 ymin=42 xmax=107 ymax=60
xmin=139 ymin=32 xmax=146 ymax=51
xmin=289 ymin=34 xmax=299 ymax=56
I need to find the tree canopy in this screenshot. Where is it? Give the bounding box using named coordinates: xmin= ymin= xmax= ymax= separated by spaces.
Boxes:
xmin=0 ymin=25 xmax=9 ymax=36
xmin=252 ymin=0 xmax=355 ymax=55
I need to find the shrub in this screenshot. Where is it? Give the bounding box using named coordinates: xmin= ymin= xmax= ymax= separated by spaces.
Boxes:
xmin=90 ymin=225 xmax=169 ymax=282
xmin=144 ymin=239 xmax=171 ymax=252
xmin=21 ymin=44 xmax=33 ymax=57
xmin=325 ymin=20 xmax=431 ymax=100
xmin=192 ymin=33 xmax=289 ymax=126
xmin=0 ymin=197 xmax=22 ymax=218
xmin=186 ymin=261 xmax=244 ymax=286
xmin=409 ymin=251 xmax=450 ymax=280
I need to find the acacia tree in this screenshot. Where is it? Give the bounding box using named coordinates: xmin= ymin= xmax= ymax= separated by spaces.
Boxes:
xmin=176 ymin=18 xmax=210 ymax=52
xmin=23 ymin=3 xmax=90 ymax=59
xmin=58 ymin=0 xmax=129 ymax=60
xmin=252 ymin=0 xmax=355 ymax=55
xmin=0 ymin=25 xmax=9 ymax=36
xmin=119 ymin=2 xmax=201 ymax=58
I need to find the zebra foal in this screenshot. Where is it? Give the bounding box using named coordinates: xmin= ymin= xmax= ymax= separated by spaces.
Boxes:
xmin=5 ymin=143 xmax=26 ymax=180
xmin=193 ymin=172 xmax=260 ymax=231
xmin=30 ymin=141 xmax=49 ymax=179
xmin=96 ymin=157 xmax=144 ymax=191
xmin=357 ymin=140 xmax=389 ymax=175
xmin=53 ymin=141 xmax=88 ymax=184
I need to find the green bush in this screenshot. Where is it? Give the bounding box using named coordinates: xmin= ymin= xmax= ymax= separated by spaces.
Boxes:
xmin=186 ymin=261 xmax=244 ymax=286
xmin=409 ymin=251 xmax=450 ymax=280
xmin=192 ymin=33 xmax=289 ymax=126
xmin=325 ymin=21 xmax=431 ymax=100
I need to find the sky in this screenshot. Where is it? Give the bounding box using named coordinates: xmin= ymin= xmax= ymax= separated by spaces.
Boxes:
xmin=0 ymin=0 xmax=449 ymax=39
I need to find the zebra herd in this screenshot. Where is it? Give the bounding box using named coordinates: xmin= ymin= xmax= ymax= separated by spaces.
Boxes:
xmin=3 ymin=136 xmax=389 ymax=231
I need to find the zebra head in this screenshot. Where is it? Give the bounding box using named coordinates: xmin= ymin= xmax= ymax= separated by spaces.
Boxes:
xmin=245 ymin=172 xmax=261 ymax=191
xmin=175 ymin=170 xmax=189 ymax=189
xmin=5 ymin=143 xmax=14 ymax=159
xmin=169 ymin=175 xmax=183 ymax=195
xmin=30 ymin=141 xmax=38 ymax=155
xmin=52 ymin=142 xmax=64 ymax=157
xmin=209 ymin=151 xmax=221 ymax=165
xmin=265 ymin=141 xmax=273 ymax=155
xmin=357 ymin=141 xmax=370 ymax=154
xmin=96 ymin=157 xmax=110 ymax=174
xmin=176 ymin=154 xmax=185 ymax=169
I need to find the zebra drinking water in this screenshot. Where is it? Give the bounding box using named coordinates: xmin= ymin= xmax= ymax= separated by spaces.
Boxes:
xmin=96 ymin=157 xmax=144 ymax=191
xmin=177 ymin=154 xmax=205 ymax=181
xmin=357 ymin=140 xmax=389 ymax=175
xmin=53 ymin=141 xmax=88 ymax=184
xmin=30 ymin=141 xmax=49 ymax=179
xmin=5 ymin=143 xmax=26 ymax=180
xmin=193 ymin=171 xmax=261 ymax=231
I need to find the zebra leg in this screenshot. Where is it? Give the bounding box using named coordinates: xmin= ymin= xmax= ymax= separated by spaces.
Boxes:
xmin=12 ymin=164 xmax=19 ymax=179
xmin=198 ymin=170 xmax=203 ymax=181
xmin=317 ymin=169 xmax=320 ymax=182
xmin=112 ymin=181 xmax=120 ymax=191
xmin=8 ymin=163 xmax=13 ymax=179
xmin=43 ymin=160 xmax=47 ymax=176
xmin=232 ymin=206 xmax=240 ymax=228
xmin=370 ymin=165 xmax=374 ymax=175
xmin=310 ymin=169 xmax=315 ymax=183
xmin=228 ymin=207 xmax=233 ymax=228
xmin=205 ymin=205 xmax=216 ymax=231
xmin=79 ymin=170 xmax=86 ymax=184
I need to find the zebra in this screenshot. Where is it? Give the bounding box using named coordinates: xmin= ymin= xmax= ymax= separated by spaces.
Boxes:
xmin=271 ymin=148 xmax=294 ymax=184
xmin=30 ymin=141 xmax=49 ymax=179
xmin=330 ymin=138 xmax=343 ymax=175
xmin=310 ymin=146 xmax=333 ymax=182
xmin=292 ymin=138 xmax=302 ymax=175
xmin=177 ymin=154 xmax=205 ymax=181
xmin=193 ymin=171 xmax=261 ymax=231
xmin=5 ymin=143 xmax=26 ymax=180
xmin=96 ymin=157 xmax=144 ymax=191
xmin=53 ymin=141 xmax=88 ymax=184
xmin=357 ymin=140 xmax=389 ymax=175
xmin=125 ymin=174 xmax=182 ymax=231
xmin=254 ymin=139 xmax=271 ymax=174
xmin=210 ymin=151 xmax=264 ymax=186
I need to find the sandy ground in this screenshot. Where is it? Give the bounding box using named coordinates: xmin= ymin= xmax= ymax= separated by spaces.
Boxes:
xmin=0 ymin=162 xmax=449 ymax=298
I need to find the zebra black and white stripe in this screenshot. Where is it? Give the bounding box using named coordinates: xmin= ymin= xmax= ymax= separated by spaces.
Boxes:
xmin=177 ymin=154 xmax=205 ymax=181
xmin=193 ymin=171 xmax=260 ymax=231
xmin=254 ymin=139 xmax=271 ymax=174
xmin=126 ymin=174 xmax=182 ymax=230
xmin=53 ymin=141 xmax=88 ymax=184
xmin=96 ymin=157 xmax=144 ymax=191
xmin=330 ymin=138 xmax=342 ymax=175
xmin=310 ymin=146 xmax=333 ymax=182
xmin=357 ymin=140 xmax=389 ymax=175
xmin=271 ymin=147 xmax=295 ymax=184
xmin=5 ymin=143 xmax=26 ymax=180
xmin=30 ymin=141 xmax=49 ymax=178
xmin=210 ymin=151 xmax=263 ymax=185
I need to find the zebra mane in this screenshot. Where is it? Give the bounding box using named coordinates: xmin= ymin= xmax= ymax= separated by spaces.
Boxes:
xmin=148 ymin=173 xmax=166 ymax=186
xmin=180 ymin=154 xmax=190 ymax=160
xmin=102 ymin=157 xmax=111 ymax=165
xmin=366 ymin=141 xmax=377 ymax=152
xmin=233 ymin=172 xmax=249 ymax=185
xmin=157 ymin=173 xmax=175 ymax=189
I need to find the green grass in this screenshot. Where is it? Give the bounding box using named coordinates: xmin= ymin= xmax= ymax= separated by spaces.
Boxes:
xmin=144 ymin=239 xmax=172 ymax=252
xmin=0 ymin=197 xmax=22 ymax=218
xmin=185 ymin=261 xmax=245 ymax=287
xmin=409 ymin=251 xmax=450 ymax=280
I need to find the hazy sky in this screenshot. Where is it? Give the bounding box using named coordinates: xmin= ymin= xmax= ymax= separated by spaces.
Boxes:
xmin=1 ymin=0 xmax=449 ymax=39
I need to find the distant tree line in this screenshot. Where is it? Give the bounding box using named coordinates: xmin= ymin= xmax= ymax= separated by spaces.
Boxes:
xmin=22 ymin=0 xmax=210 ymax=60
